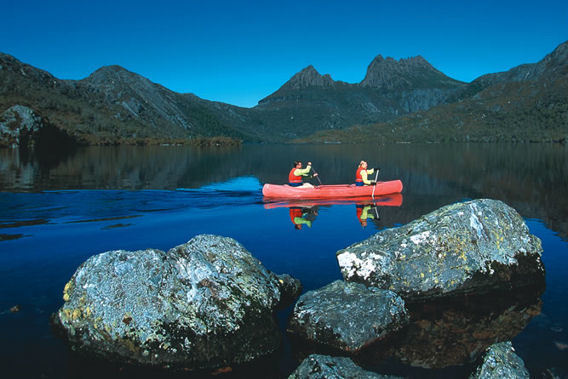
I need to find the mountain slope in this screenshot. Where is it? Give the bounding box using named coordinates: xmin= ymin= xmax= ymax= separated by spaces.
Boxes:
xmin=253 ymin=56 xmax=466 ymax=139
xmin=2 ymin=41 xmax=566 ymax=145
xmin=302 ymin=41 xmax=568 ymax=144
xmin=0 ymin=54 xmax=257 ymax=144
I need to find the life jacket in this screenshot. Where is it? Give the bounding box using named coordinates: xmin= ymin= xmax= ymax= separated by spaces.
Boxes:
xmin=355 ymin=167 xmax=365 ymax=183
xmin=290 ymin=208 xmax=303 ymax=224
xmin=356 ymin=205 xmax=363 ymax=220
xmin=289 ymin=168 xmax=303 ymax=184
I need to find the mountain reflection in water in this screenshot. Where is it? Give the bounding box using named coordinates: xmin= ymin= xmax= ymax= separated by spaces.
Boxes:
xmin=1 ymin=143 xmax=566 ymax=238
xmin=0 ymin=143 xmax=567 ymax=378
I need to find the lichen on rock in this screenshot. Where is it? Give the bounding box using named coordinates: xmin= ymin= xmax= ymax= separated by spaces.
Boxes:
xmin=53 ymin=234 xmax=300 ymax=370
xmin=0 ymin=105 xmax=44 ymax=148
xmin=288 ymin=280 xmax=408 ymax=352
xmin=336 ymin=199 xmax=544 ymax=300
xmin=469 ymin=341 xmax=529 ymax=378
xmin=288 ymin=354 xmax=398 ymax=379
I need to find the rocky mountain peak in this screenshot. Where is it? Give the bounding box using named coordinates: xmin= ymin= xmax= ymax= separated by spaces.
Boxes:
xmin=360 ymin=54 xmax=458 ymax=90
xmin=83 ymin=65 xmax=143 ymax=86
xmin=279 ymin=65 xmax=336 ymax=90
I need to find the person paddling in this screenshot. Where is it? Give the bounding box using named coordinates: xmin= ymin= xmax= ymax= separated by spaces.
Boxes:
xmin=355 ymin=161 xmax=378 ymax=186
xmin=289 ymin=161 xmax=318 ymax=187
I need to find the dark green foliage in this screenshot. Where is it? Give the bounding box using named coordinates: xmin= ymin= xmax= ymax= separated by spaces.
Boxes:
xmin=302 ymin=74 xmax=568 ymax=144
xmin=1 ymin=41 xmax=567 ymax=145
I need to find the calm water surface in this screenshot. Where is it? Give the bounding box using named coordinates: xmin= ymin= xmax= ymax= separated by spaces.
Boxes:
xmin=0 ymin=144 xmax=567 ymax=378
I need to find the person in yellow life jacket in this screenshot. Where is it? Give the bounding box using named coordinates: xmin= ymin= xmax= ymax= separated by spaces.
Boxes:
xmin=289 ymin=161 xmax=318 ymax=187
xmin=355 ymin=160 xmax=378 ymax=186
xmin=356 ymin=203 xmax=376 ymax=227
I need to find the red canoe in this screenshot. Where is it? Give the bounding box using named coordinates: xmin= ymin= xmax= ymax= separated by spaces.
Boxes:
xmin=262 ymin=180 xmax=403 ymax=200
xmin=263 ymin=193 xmax=403 ymax=209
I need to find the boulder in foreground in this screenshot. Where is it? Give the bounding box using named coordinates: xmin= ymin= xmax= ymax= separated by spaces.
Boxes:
xmin=54 ymin=234 xmax=299 ymax=370
xmin=288 ymin=354 xmax=399 ymax=379
xmin=469 ymin=341 xmax=529 ymax=378
xmin=337 ymin=199 xmax=544 ymax=300
xmin=288 ymin=280 xmax=407 ymax=352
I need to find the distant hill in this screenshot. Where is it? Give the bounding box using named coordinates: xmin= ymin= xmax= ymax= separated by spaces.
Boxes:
xmin=0 ymin=53 xmax=259 ymax=144
xmin=1 ymin=41 xmax=567 ymax=145
xmin=302 ymin=41 xmax=568 ymax=143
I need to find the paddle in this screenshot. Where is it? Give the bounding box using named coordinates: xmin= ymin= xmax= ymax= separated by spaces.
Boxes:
xmin=373 ymin=205 xmax=380 ymax=220
xmin=309 ymin=165 xmax=323 ymax=186
xmin=371 ymin=168 xmax=380 ymax=199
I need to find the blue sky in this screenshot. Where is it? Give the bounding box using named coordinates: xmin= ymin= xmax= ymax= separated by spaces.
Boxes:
xmin=2 ymin=0 xmax=567 ymax=107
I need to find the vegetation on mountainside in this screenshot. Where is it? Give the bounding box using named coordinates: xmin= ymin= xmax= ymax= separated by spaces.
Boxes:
xmin=299 ymin=77 xmax=568 ymax=144
xmin=0 ymin=54 xmax=249 ymax=146
xmin=1 ymin=41 xmax=567 ymax=146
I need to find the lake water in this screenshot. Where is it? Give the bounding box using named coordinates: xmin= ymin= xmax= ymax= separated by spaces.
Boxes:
xmin=0 ymin=143 xmax=567 ymax=378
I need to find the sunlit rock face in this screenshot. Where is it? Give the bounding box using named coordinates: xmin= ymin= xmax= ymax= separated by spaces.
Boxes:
xmin=470 ymin=341 xmax=529 ymax=379
xmin=336 ymin=199 xmax=544 ymax=300
xmin=53 ymin=235 xmax=298 ymax=370
xmin=288 ymin=354 xmax=392 ymax=379
xmin=288 ymin=280 xmax=408 ymax=352
xmin=0 ymin=105 xmax=44 ymax=148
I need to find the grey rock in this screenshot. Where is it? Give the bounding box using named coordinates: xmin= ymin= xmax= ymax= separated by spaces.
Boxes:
xmin=54 ymin=234 xmax=299 ymax=369
xmin=0 ymin=105 xmax=44 ymax=148
xmin=81 ymin=65 xmax=193 ymax=129
xmin=470 ymin=341 xmax=529 ymax=378
xmin=275 ymin=273 xmax=303 ymax=309
xmin=361 ymin=55 xmax=464 ymax=90
xmin=337 ymin=199 xmax=544 ymax=300
xmin=288 ymin=354 xmax=396 ymax=379
xmin=276 ymin=65 xmax=337 ymax=90
xmin=288 ymin=280 xmax=407 ymax=352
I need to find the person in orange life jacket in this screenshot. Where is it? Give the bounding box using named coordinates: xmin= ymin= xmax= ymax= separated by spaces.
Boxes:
xmin=289 ymin=207 xmax=313 ymax=229
xmin=355 ymin=161 xmax=378 ymax=186
xmin=356 ymin=203 xmax=376 ymax=228
xmin=289 ymin=161 xmax=318 ymax=187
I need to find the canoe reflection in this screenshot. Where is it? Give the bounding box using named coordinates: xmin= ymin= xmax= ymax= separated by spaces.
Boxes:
xmin=264 ymin=194 xmax=403 ymax=230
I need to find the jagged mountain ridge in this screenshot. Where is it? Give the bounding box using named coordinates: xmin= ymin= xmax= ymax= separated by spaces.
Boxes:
xmin=254 ymin=55 xmax=466 ymax=138
xmin=361 ymin=55 xmax=461 ymax=89
xmin=1 ymin=50 xmax=468 ymax=143
xmin=303 ymin=41 xmax=568 ymax=143
xmin=2 ymin=42 xmax=566 ymax=144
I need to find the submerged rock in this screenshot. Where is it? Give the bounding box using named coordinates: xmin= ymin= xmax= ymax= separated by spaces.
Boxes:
xmin=54 ymin=234 xmax=300 ymax=370
xmin=288 ymin=354 xmax=395 ymax=379
xmin=470 ymin=341 xmax=529 ymax=378
xmin=337 ymin=199 xmax=544 ymax=300
xmin=288 ymin=280 xmax=407 ymax=352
